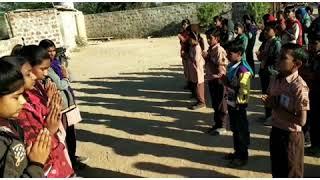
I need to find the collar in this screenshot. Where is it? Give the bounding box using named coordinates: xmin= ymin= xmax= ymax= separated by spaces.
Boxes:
xmin=210 ymin=43 xmax=220 ymax=50
xmin=285 ymin=70 xmax=299 ymax=83
xmin=231 ymin=61 xmax=241 ymax=69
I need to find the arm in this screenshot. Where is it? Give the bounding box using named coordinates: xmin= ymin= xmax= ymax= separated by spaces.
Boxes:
xmin=0 ymin=141 xmax=44 ymax=178
xmin=214 ymin=48 xmax=228 ymax=78
xmin=48 ymin=68 xmax=69 ymax=91
xmin=236 ymin=72 xmax=251 ymax=104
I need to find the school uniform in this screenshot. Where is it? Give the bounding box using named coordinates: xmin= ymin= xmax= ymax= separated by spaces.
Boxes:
xmin=17 ymin=82 xmax=74 ymax=178
xmin=268 ymin=71 xmax=309 ymax=177
xmin=205 ymin=43 xmax=228 ymax=128
xmin=258 ymin=37 xmax=281 ymax=119
xmin=226 ymin=59 xmax=253 ymax=161
xmin=179 ymin=31 xmax=190 ymax=82
xmin=188 ymin=43 xmax=205 ymax=105
xmin=0 ymin=119 xmax=44 ymax=177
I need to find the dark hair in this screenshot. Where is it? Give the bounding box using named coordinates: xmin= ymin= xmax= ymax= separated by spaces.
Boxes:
xmin=277 ymin=10 xmax=284 ymax=16
xmin=181 ymin=19 xmax=190 ymax=26
xmin=225 ymin=40 xmax=244 ymax=55
xmin=0 ymin=55 xmax=28 ymax=71
xmin=19 ymin=45 xmax=50 ymax=66
xmin=39 ymin=39 xmax=56 ymax=49
xmin=235 ymin=22 xmax=244 ymax=30
xmin=213 ymin=15 xmax=223 ymax=22
xmin=305 ymin=6 xmax=313 ymax=14
xmin=284 ymin=6 xmax=295 ymax=13
xmin=205 ymin=28 xmax=221 ymax=42
xmin=0 ymin=59 xmax=25 ymax=96
xmin=281 ymin=43 xmax=309 ymax=64
xmin=10 ymin=44 xmax=23 ymax=56
xmin=264 ymin=21 xmax=277 ymax=31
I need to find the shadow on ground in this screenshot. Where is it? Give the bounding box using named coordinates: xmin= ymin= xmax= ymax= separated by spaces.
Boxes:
xmin=73 ymin=64 xmax=319 ymax=177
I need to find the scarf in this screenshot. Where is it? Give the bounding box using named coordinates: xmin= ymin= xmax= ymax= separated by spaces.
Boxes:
xmin=51 ymin=58 xmax=63 ymax=80
xmin=227 ymin=57 xmax=253 ymax=82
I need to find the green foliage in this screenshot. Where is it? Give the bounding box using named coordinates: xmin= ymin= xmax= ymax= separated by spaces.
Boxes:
xmin=248 ymin=2 xmax=272 ymax=24
xmin=197 ymin=3 xmax=227 ymax=28
xmin=0 ymin=2 xmax=53 ymax=12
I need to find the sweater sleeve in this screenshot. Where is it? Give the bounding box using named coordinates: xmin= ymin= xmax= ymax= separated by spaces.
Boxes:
xmin=236 ymin=72 xmax=251 ymax=104
xmin=48 ymin=68 xmax=69 ymax=91
xmin=0 ymin=140 xmax=44 ymax=178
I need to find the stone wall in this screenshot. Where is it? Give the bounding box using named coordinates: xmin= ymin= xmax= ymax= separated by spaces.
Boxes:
xmin=84 ymin=3 xmax=233 ymax=39
xmin=0 ymin=36 xmax=23 ymax=57
xmin=5 ymin=9 xmax=64 ymax=46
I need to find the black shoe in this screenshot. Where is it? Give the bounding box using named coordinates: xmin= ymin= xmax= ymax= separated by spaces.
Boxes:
xmin=227 ymin=158 xmax=248 ymax=168
xmin=223 ymin=153 xmax=236 ymax=160
xmin=72 ymin=161 xmax=88 ymax=171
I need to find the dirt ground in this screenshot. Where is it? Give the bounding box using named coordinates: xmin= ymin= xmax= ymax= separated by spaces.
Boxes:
xmin=68 ymin=37 xmax=320 ymax=178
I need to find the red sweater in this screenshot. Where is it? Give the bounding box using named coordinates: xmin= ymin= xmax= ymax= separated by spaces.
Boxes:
xmin=286 ymin=18 xmax=303 ymax=46
xmin=17 ymin=82 xmax=74 ymax=178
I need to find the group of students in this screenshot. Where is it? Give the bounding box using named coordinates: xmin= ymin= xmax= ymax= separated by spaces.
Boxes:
xmin=0 ymin=39 xmax=88 ymax=177
xmin=178 ymin=4 xmax=320 ymax=178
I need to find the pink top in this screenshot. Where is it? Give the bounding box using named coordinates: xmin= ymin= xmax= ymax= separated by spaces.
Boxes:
xmin=17 ymin=82 xmax=74 ymax=178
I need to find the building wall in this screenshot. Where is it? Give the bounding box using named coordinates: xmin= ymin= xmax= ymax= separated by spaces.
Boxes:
xmin=0 ymin=36 xmax=23 ymax=57
xmin=84 ymin=3 xmax=233 ymax=39
xmin=5 ymin=9 xmax=64 ymax=46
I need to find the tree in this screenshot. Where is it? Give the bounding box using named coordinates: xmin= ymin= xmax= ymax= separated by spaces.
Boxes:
xmin=197 ymin=3 xmax=227 ymax=28
xmin=247 ymin=2 xmax=272 ymax=25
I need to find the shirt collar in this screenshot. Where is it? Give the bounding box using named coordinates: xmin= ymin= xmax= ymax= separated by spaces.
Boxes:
xmin=285 ymin=70 xmax=299 ymax=83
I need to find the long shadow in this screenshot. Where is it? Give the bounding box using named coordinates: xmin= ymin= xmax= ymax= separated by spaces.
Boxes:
xmin=76 ymin=128 xmax=271 ymax=175
xmin=77 ymin=165 xmax=142 ymax=178
xmin=71 ymin=64 xmax=278 ymax=176
xmin=134 ymin=162 xmax=237 ymax=177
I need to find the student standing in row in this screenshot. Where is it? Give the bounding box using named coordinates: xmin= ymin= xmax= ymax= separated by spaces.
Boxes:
xmin=263 ymin=43 xmax=309 ymax=177
xmin=187 ymin=29 xmax=206 ymax=110
xmin=257 ymin=23 xmax=282 ymax=126
xmin=224 ymin=41 xmax=253 ymax=168
xmin=203 ymin=28 xmax=228 ymax=136
xmin=178 ymin=19 xmax=191 ymax=90
xmin=243 ymin=14 xmax=258 ymax=74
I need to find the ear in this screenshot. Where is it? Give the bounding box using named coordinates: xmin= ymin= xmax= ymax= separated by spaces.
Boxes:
xmin=295 ymin=60 xmax=303 ymax=69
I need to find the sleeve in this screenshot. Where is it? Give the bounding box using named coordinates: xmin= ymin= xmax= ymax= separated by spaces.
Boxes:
xmin=17 ymin=113 xmax=39 ymax=145
xmin=195 ymin=46 xmax=203 ymax=68
xmin=242 ymin=36 xmax=248 ymax=52
xmin=236 ymin=72 xmax=251 ymax=104
xmin=48 ymin=69 xmax=69 ymax=91
xmin=305 ymin=17 xmax=311 ymax=28
xmin=1 ymin=141 xmax=44 ymax=178
xmin=21 ymin=163 xmax=44 ymax=178
xmin=216 ymin=48 xmax=228 ymax=76
xmin=271 ymin=40 xmax=282 ymax=65
xmin=295 ymin=84 xmax=310 ymax=111
xmin=292 ymin=23 xmax=300 ymax=41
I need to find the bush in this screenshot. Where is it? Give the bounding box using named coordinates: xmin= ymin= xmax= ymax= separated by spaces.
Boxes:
xmin=197 ymin=3 xmax=227 ymax=29
xmin=248 ymin=2 xmax=272 ymax=25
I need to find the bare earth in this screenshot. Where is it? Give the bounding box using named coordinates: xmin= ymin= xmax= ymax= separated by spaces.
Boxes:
xmin=69 ymin=37 xmax=320 ymax=178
